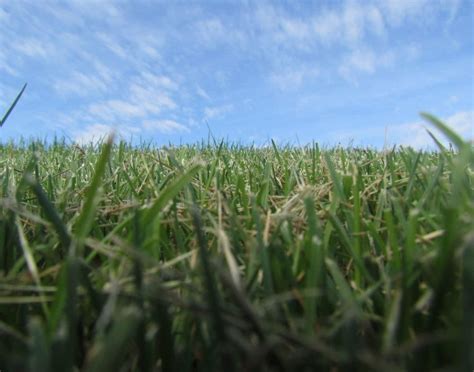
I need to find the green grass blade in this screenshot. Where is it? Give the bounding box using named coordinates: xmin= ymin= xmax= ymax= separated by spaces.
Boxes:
xmin=420 ymin=112 xmax=466 ymax=151
xmin=425 ymin=129 xmax=448 ymax=153
xmin=251 ymin=197 xmax=274 ymax=296
xmin=190 ymin=204 xmax=225 ymax=343
xmin=143 ymin=163 xmax=202 ymax=225
xmin=16 ymin=216 xmax=49 ymax=317
xmin=324 ymin=153 xmax=345 ymax=201
xmin=328 ymin=212 xmax=372 ymax=283
xmin=304 ymin=197 xmax=324 ymax=330
xmin=382 ymin=290 xmax=402 ymax=353
xmin=74 ymin=136 xmax=114 ymax=251
xmin=28 ymin=317 xmax=52 ymax=372
xmin=85 ymin=307 xmax=142 ymax=372
xmin=325 ymin=258 xmax=360 ymax=315
xmin=0 ymin=83 xmax=27 ymax=127
xmin=462 ymin=233 xmax=474 ymax=371
xmin=26 ymin=174 xmax=71 ymax=251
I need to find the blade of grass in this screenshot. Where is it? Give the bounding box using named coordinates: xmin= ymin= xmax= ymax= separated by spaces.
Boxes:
xmin=28 ymin=317 xmax=52 ymax=372
xmin=26 ymin=174 xmax=71 ymax=251
xmin=420 ymin=112 xmax=466 ymax=151
xmin=16 ymin=216 xmax=49 ymax=317
xmin=304 ymin=197 xmax=325 ymax=331
xmin=85 ymin=307 xmax=142 ymax=372
xmin=0 ymin=83 xmax=27 ymax=127
xmin=462 ymin=233 xmax=474 ymax=372
xmin=74 ymin=135 xmax=114 ymax=254
xmin=190 ymin=204 xmax=225 ymax=343
xmin=143 ymin=163 xmax=202 ymax=226
xmin=324 ymin=153 xmax=345 ymax=201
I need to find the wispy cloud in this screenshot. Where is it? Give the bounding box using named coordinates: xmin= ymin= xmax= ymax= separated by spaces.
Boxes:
xmin=138 ymin=71 xmax=178 ymax=91
xmin=128 ymin=85 xmax=177 ymax=113
xmin=143 ymin=119 xmax=189 ymax=134
xmin=12 ymin=38 xmax=51 ymax=58
xmin=338 ymin=47 xmax=395 ymax=80
xmin=73 ymin=123 xmax=139 ymax=145
xmin=96 ymin=32 xmax=128 ymax=59
xmin=388 ymin=110 xmax=473 ymax=148
xmin=0 ymin=54 xmax=17 ymax=76
xmin=255 ymin=2 xmax=387 ymax=50
xmin=194 ymin=18 xmax=247 ymax=49
xmin=0 ymin=6 xmax=8 ymax=22
xmin=378 ymin=0 xmax=429 ymax=26
xmin=54 ymin=71 xmax=109 ymax=96
xmin=196 ymin=86 xmax=210 ymax=100
xmin=84 ymin=70 xmax=179 ymax=124
xmin=88 ymin=100 xmax=146 ymax=122
xmin=203 ymin=104 xmax=233 ymax=121
xmin=270 ymin=66 xmax=319 ymax=90
xmin=327 ymin=110 xmax=473 ymax=148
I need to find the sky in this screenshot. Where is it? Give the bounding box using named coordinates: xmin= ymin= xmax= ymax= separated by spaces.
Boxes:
xmin=0 ymin=0 xmax=473 ymax=148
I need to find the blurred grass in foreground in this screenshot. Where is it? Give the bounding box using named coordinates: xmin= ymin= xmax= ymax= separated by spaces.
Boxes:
xmin=0 ymin=115 xmax=472 ymax=371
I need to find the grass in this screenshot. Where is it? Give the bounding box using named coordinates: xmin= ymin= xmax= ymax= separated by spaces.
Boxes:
xmin=0 ymin=115 xmax=472 ymax=371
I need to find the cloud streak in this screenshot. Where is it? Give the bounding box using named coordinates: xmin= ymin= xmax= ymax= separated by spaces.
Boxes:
xmin=203 ymin=104 xmax=234 ymax=121
xmin=389 ymin=110 xmax=473 ymax=148
xmin=143 ymin=119 xmax=190 ymax=134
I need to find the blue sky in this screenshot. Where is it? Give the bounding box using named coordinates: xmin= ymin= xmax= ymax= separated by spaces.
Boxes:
xmin=0 ymin=0 xmax=472 ymax=147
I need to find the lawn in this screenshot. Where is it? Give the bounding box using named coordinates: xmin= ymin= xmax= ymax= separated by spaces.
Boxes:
xmin=0 ymin=115 xmax=472 ymax=371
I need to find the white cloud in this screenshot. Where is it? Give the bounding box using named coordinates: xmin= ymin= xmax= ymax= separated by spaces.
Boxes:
xmin=376 ymin=0 xmax=461 ymax=28
xmin=343 ymin=2 xmax=365 ymax=43
xmin=96 ymin=32 xmax=128 ymax=59
xmin=196 ymin=86 xmax=210 ymax=100
xmin=85 ymin=72 xmax=178 ymax=123
xmin=124 ymin=72 xmax=178 ymax=116
xmin=444 ymin=111 xmax=473 ymax=136
xmin=0 ymin=6 xmax=8 ymax=22
xmin=448 ymin=95 xmax=459 ymax=104
xmin=254 ymin=4 xmax=313 ymax=51
xmin=366 ymin=6 xmax=386 ymax=37
xmin=129 ymin=84 xmax=177 ymax=112
xmin=0 ymin=54 xmax=17 ymax=76
xmin=203 ymin=104 xmax=233 ymax=121
xmin=195 ymin=18 xmax=226 ymax=44
xmin=444 ymin=0 xmax=462 ymax=26
xmin=270 ymin=66 xmax=319 ymax=90
xmin=88 ymin=100 xmax=146 ymax=122
xmin=311 ymin=2 xmax=387 ymax=47
xmin=378 ymin=0 xmax=430 ymax=26
xmin=68 ymin=0 xmax=123 ymax=25
xmin=143 ymin=119 xmax=189 ymax=133
xmin=13 ymin=38 xmax=50 ymax=58
xmin=339 ymin=47 xmax=395 ymax=80
xmin=279 ymin=18 xmax=309 ymax=40
xmin=388 ymin=111 xmax=473 ymax=148
xmin=54 ymin=71 xmax=108 ymax=96
xmin=253 ymin=0 xmax=457 ymax=59
xmin=327 ymin=111 xmax=473 ymax=148
xmin=137 ymin=71 xmax=178 ymax=91
xmin=312 ymin=11 xmax=343 ymax=45
xmin=193 ymin=17 xmax=247 ymax=49
xmin=251 ymin=2 xmax=393 ymax=87
xmin=73 ymin=123 xmax=139 ymax=144
xmin=327 ymin=126 xmax=383 ymax=146
xmin=73 ymin=124 xmax=115 ymax=144
xmin=92 ymin=60 xmax=115 ymax=84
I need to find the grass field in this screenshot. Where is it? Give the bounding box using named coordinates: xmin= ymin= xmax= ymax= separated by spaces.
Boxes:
xmin=0 ymin=114 xmax=472 ymax=371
